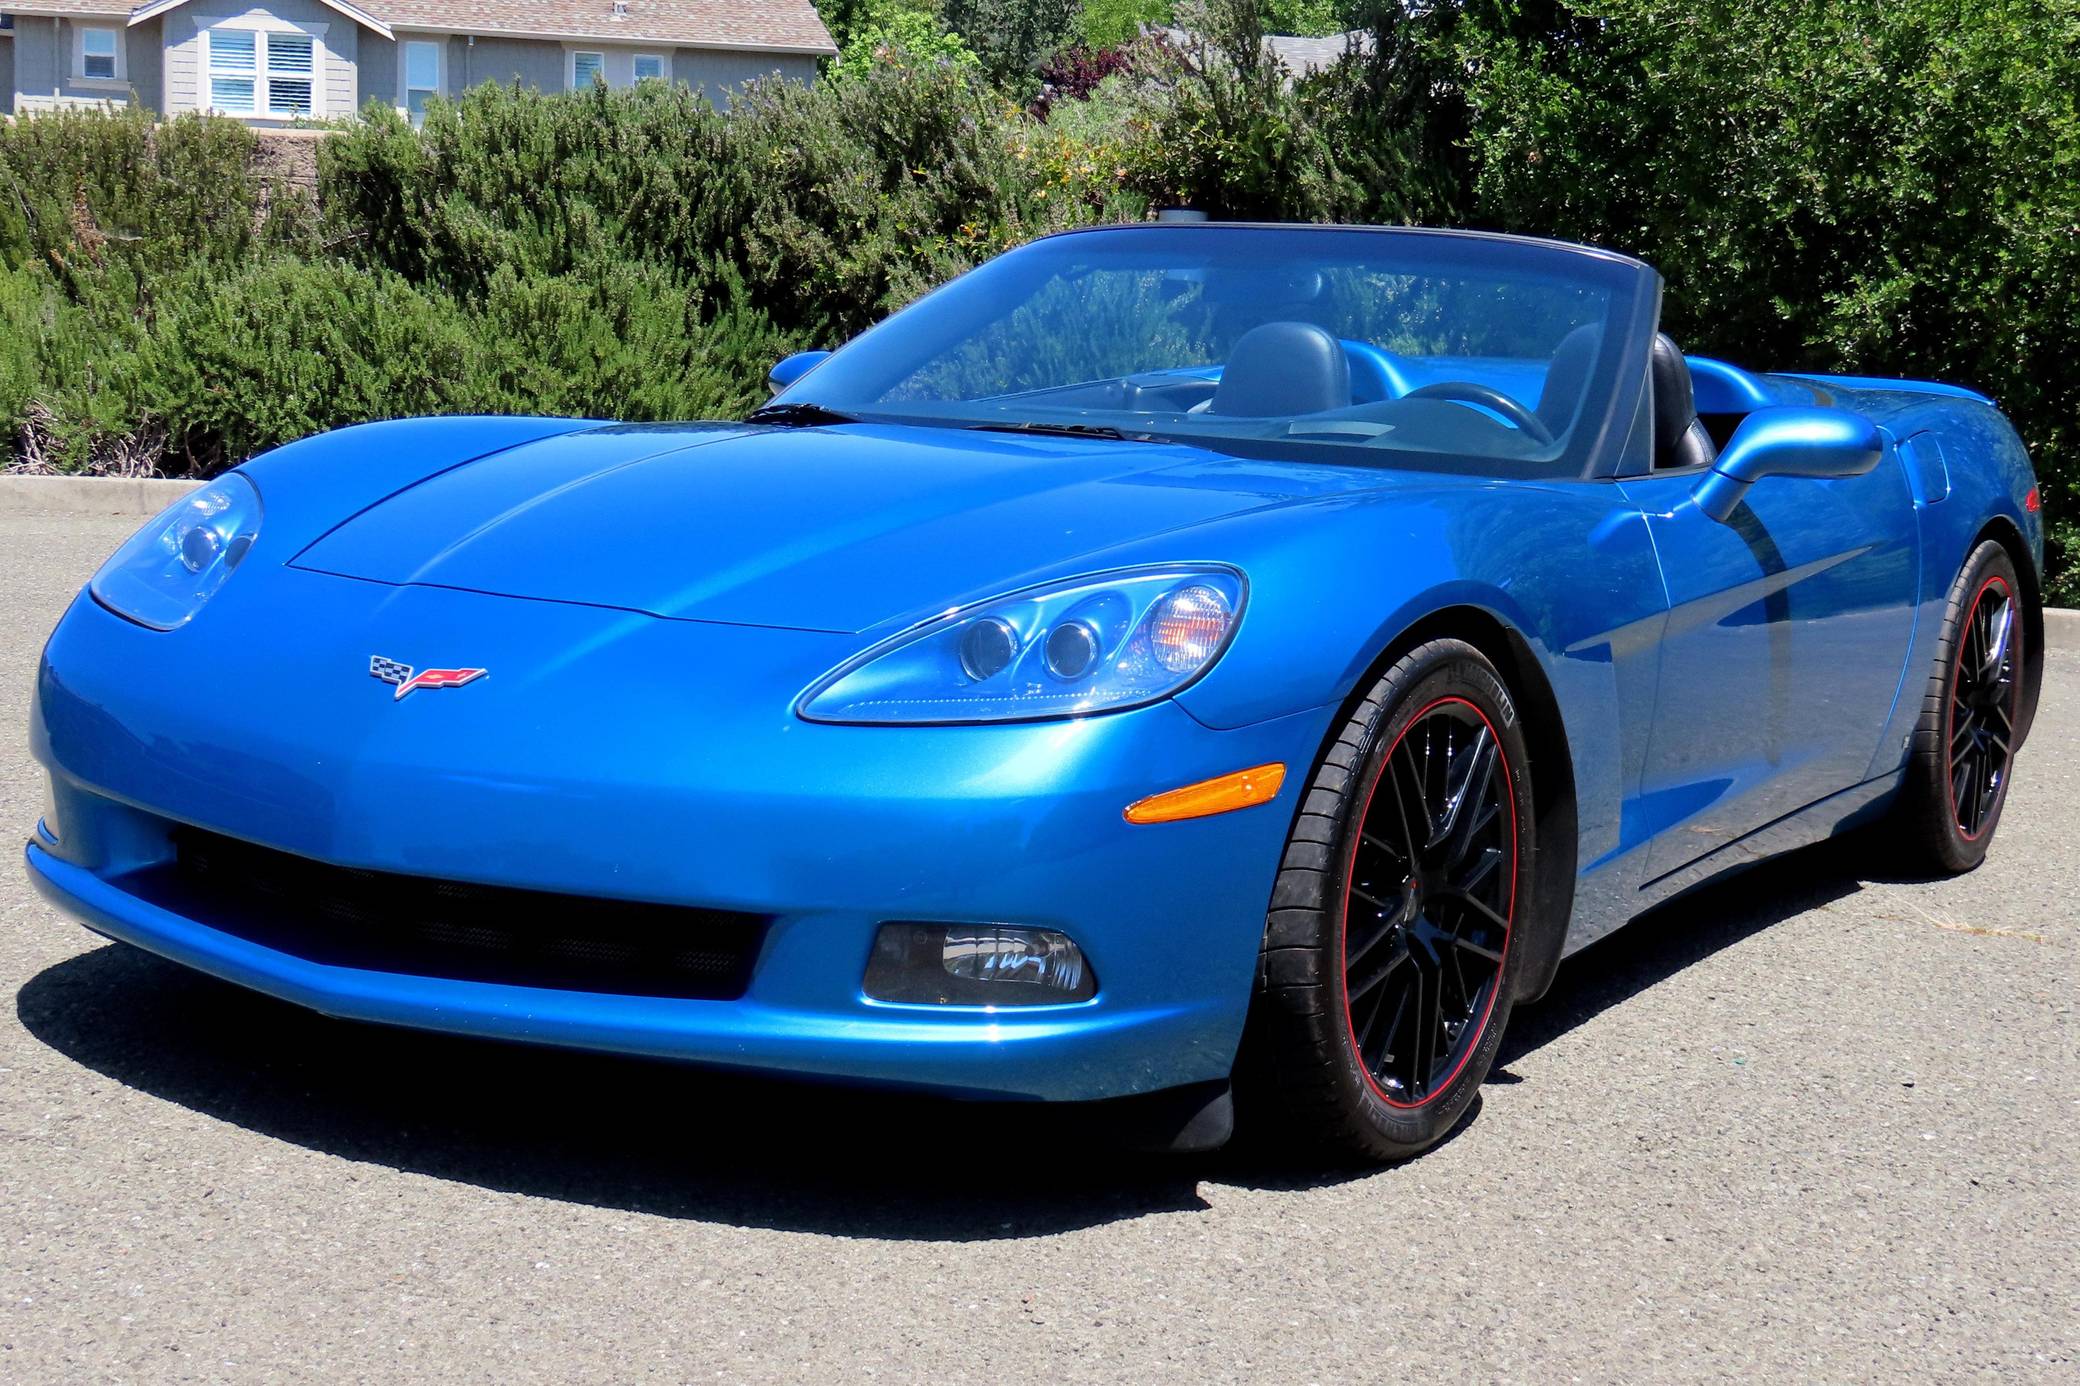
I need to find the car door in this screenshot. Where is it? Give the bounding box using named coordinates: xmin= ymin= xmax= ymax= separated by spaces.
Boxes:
xmin=1618 ymin=444 xmax=1919 ymax=880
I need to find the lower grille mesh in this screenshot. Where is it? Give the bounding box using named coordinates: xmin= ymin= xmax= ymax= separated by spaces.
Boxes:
xmin=125 ymin=828 xmax=768 ymax=1000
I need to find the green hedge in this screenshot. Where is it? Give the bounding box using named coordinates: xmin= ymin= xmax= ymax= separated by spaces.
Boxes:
xmin=0 ymin=67 xmax=1136 ymax=476
xmin=0 ymin=6 xmax=2072 ymax=598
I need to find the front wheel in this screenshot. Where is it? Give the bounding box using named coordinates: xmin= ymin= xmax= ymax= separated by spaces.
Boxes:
xmin=1240 ymin=639 xmax=1537 ymax=1161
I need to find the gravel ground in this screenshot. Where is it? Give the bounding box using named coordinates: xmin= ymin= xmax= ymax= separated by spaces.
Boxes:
xmin=2 ymin=511 xmax=2073 ymax=1383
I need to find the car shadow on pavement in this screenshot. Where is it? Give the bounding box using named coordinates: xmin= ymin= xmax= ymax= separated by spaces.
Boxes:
xmin=13 ymin=940 xmax=1216 ymax=1240
xmin=1494 ymin=841 xmax=1868 ymax=1073
xmin=16 ymin=842 xmax=1867 ymax=1236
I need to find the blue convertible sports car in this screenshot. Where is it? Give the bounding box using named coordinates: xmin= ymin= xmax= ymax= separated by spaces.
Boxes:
xmin=28 ymin=225 xmax=2044 ymax=1159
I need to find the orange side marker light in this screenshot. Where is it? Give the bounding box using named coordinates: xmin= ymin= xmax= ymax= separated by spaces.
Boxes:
xmin=1124 ymin=763 xmax=1287 ymax=825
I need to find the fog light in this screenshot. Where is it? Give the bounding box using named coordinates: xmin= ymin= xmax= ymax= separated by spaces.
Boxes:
xmin=864 ymin=923 xmax=1096 ymax=1006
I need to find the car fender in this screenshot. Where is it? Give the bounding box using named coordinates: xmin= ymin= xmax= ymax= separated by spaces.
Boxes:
xmin=1057 ymin=480 xmax=1673 ymax=952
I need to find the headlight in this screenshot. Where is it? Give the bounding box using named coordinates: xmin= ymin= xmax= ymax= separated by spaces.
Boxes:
xmin=799 ymin=566 xmax=1245 ymax=725
xmin=89 ymin=474 xmax=262 ymax=631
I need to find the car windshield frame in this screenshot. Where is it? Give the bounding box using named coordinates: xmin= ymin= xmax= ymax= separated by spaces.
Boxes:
xmin=773 ymin=224 xmax=1662 ymax=481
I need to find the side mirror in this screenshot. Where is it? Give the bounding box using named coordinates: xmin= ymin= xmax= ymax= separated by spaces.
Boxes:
xmin=767 ymin=349 xmax=832 ymax=397
xmin=1692 ymin=406 xmax=1884 ymax=524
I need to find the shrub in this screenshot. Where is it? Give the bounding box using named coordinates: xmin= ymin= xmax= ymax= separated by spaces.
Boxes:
xmin=319 ymin=69 xmax=1139 ymax=347
xmin=1454 ymin=0 xmax=2080 ymax=597
xmin=722 ymin=58 xmax=1138 ymax=339
xmin=321 ymin=81 xmax=733 ymax=297
xmin=471 ymin=262 xmax=794 ymax=423
xmin=1035 ymin=42 xmax=1144 ymax=109
xmin=133 ymin=257 xmax=795 ymax=470
xmin=0 ymin=270 xmax=50 ymax=452
xmin=141 ymin=260 xmax=480 ymax=471
xmin=0 ymin=107 xmax=312 ymax=283
xmin=0 ymin=259 xmax=163 ymax=474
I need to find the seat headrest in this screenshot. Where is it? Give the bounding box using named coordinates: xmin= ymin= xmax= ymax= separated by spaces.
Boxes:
xmin=1650 ymin=333 xmax=1697 ymax=455
xmin=1537 ymin=324 xmax=1602 ymax=433
xmin=1211 ymin=321 xmax=1351 ymax=417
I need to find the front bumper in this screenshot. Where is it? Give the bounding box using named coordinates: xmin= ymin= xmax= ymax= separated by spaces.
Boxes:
xmin=29 ymin=573 xmax=1333 ymax=1101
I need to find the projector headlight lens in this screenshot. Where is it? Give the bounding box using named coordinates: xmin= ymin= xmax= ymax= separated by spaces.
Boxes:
xmin=959 ymin=616 xmax=1019 ymax=681
xmin=1044 ymin=619 xmax=1100 ymax=680
xmin=90 ymin=474 xmax=262 ymax=631
xmin=798 ymin=566 xmax=1244 ymax=724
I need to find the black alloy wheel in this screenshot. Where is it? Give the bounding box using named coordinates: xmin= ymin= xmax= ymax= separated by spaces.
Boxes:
xmin=1342 ymin=697 xmax=1515 ymax=1108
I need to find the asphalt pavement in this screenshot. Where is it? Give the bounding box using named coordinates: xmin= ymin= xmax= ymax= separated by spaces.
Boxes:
xmin=2 ymin=510 xmax=2073 ymax=1383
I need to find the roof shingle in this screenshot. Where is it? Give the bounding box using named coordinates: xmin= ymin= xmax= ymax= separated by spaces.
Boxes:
xmin=2 ymin=1 xmax=838 ymax=54
xmin=373 ymin=1 xmax=834 ymax=53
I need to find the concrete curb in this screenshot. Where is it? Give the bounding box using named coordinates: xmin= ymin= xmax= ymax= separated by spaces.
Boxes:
xmin=0 ymin=475 xmax=201 ymax=517
xmin=2 ymin=473 xmax=2076 ymax=649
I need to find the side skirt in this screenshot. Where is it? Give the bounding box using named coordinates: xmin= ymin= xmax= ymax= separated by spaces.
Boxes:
xmin=1560 ymin=771 xmax=1903 ymax=959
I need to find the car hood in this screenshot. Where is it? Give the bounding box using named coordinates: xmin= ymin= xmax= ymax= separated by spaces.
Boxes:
xmin=289 ymin=421 xmax=1389 ymax=633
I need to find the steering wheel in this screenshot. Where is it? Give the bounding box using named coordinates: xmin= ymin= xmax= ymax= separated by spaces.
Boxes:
xmin=1401 ymin=381 xmax=1555 ymax=446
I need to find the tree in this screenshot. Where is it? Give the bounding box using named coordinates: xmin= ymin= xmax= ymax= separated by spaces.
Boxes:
xmin=1454 ymin=0 xmax=2080 ymax=595
xmin=1079 ymin=0 xmax=1174 ymax=48
xmin=942 ymin=0 xmax=1084 ymax=84
xmin=829 ymin=1 xmax=978 ymax=81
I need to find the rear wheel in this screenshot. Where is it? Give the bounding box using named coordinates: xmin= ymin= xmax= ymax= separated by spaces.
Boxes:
xmin=1894 ymin=541 xmax=2028 ymax=872
xmin=1240 ymin=639 xmax=1536 ymax=1161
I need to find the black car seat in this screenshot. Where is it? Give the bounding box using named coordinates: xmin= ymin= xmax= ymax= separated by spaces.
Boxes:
xmin=1651 ymin=333 xmax=1717 ymax=470
xmin=1210 ymin=321 xmax=1351 ymax=417
xmin=1536 ymin=324 xmax=1602 ymax=437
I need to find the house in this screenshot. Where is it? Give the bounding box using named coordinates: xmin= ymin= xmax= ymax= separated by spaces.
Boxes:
xmin=0 ymin=1 xmax=836 ymax=122
xmin=1154 ymin=25 xmax=1370 ymax=82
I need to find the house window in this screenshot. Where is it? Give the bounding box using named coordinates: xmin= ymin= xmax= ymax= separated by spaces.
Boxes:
xmin=570 ymin=50 xmax=604 ymax=89
xmin=207 ymin=29 xmax=256 ymax=111
xmin=266 ymin=33 xmax=316 ymax=114
xmin=81 ymin=26 xmax=120 ymax=80
xmin=206 ymin=25 xmax=320 ymax=118
xmin=633 ymin=53 xmax=665 ymax=82
xmin=403 ymin=39 xmax=440 ymax=122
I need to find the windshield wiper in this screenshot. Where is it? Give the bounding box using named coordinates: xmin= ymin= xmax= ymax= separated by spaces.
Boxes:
xmin=744 ymin=401 xmax=860 ymax=427
xmin=967 ymin=421 xmax=1155 ymax=442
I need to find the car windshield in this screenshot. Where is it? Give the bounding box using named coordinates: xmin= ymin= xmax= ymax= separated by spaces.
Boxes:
xmin=775 ymin=225 xmax=1655 ymax=477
